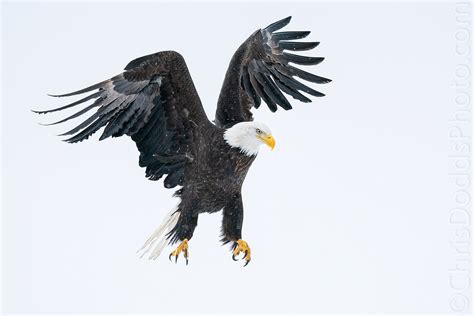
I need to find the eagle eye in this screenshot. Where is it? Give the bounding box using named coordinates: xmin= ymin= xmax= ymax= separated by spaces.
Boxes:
xmin=256 ymin=128 xmax=262 ymax=135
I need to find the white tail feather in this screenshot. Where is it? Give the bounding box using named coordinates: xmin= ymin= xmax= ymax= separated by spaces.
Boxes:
xmin=138 ymin=206 xmax=180 ymax=260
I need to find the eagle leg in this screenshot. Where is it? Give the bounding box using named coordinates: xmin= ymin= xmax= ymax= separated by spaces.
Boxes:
xmin=232 ymin=239 xmax=251 ymax=267
xmin=168 ymin=239 xmax=189 ymax=265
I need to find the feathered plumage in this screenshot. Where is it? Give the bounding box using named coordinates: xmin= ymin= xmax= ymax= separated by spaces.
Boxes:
xmin=35 ymin=16 xmax=330 ymax=265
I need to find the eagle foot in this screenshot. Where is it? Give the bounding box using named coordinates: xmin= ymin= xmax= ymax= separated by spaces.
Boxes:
xmin=232 ymin=239 xmax=251 ymax=266
xmin=169 ymin=239 xmax=189 ymax=265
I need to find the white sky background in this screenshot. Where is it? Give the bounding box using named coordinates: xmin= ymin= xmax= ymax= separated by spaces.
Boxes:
xmin=1 ymin=1 xmax=459 ymax=313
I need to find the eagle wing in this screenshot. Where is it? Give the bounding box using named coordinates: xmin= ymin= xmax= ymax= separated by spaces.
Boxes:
xmin=35 ymin=51 xmax=213 ymax=188
xmin=215 ymin=16 xmax=331 ymax=127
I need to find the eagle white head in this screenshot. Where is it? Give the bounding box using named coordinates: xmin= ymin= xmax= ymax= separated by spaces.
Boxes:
xmin=224 ymin=121 xmax=275 ymax=156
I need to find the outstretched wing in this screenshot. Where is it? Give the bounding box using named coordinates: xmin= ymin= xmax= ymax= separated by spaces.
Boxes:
xmin=35 ymin=51 xmax=213 ymax=188
xmin=215 ymin=16 xmax=331 ymax=127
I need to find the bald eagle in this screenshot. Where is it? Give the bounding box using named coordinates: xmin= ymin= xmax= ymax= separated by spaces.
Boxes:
xmin=34 ymin=16 xmax=330 ymax=266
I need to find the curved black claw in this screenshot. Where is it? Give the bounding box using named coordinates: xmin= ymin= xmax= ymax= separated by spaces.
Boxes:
xmin=244 ymin=258 xmax=251 ymax=267
xmin=232 ymin=254 xmax=238 ymax=261
xmin=168 ymin=252 xmax=179 ymax=263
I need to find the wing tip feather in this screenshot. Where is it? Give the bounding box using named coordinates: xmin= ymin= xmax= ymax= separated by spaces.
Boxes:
xmin=47 ymin=93 xmax=62 ymax=98
xmin=264 ymin=16 xmax=292 ymax=33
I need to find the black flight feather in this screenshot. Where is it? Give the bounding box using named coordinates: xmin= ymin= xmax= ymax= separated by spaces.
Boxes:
xmin=48 ymin=79 xmax=109 ymax=98
xmin=271 ymin=31 xmax=311 ymax=42
xmin=33 ymin=90 xmax=102 ymax=114
xmin=283 ymin=52 xmax=325 ymax=66
xmin=264 ymin=16 xmax=292 ymax=33
xmin=279 ymin=41 xmax=320 ymax=51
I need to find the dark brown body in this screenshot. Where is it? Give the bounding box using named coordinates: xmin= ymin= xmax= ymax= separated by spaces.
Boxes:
xmin=169 ymin=129 xmax=256 ymax=244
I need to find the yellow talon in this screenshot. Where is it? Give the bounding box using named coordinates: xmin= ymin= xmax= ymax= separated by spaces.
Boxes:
xmin=232 ymin=239 xmax=251 ymax=266
xmin=169 ymin=239 xmax=189 ymax=265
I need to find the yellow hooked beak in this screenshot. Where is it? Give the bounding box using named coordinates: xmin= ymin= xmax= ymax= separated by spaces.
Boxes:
xmin=259 ymin=134 xmax=275 ymax=150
